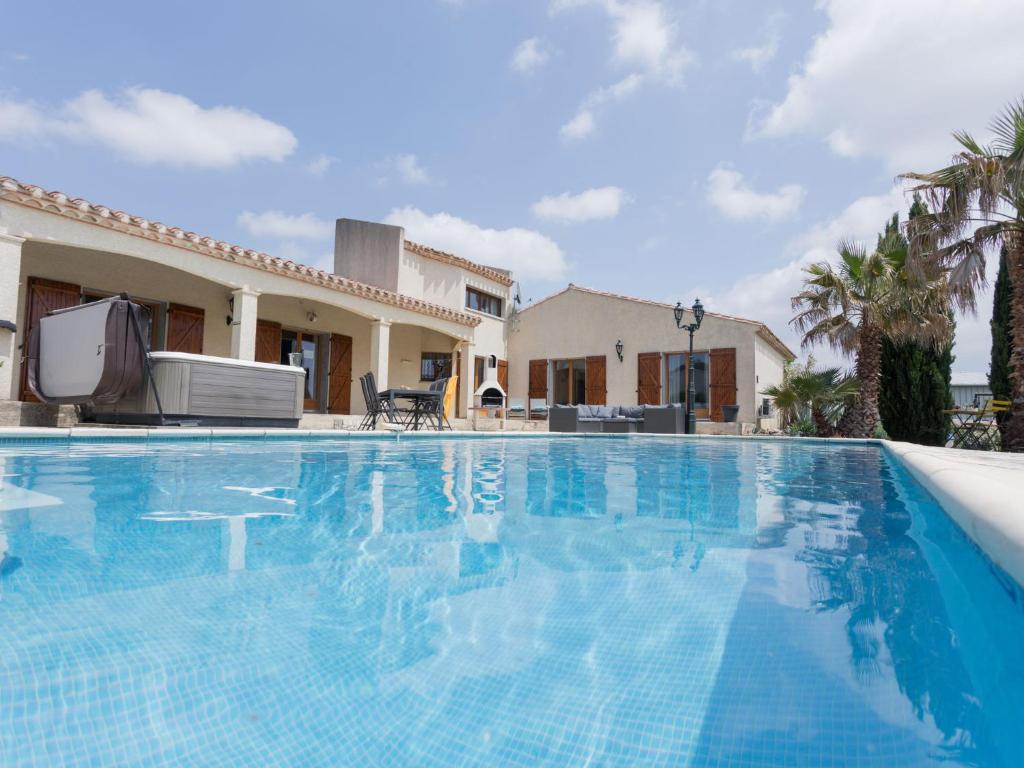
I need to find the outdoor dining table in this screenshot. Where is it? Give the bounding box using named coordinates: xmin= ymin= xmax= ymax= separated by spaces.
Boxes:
xmin=379 ymin=388 xmax=444 ymax=431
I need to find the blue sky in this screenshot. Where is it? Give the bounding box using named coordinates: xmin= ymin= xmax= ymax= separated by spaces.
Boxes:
xmin=3 ymin=0 xmax=1022 ymax=372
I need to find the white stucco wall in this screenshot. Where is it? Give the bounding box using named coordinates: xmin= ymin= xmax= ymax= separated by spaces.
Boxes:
xmin=508 ymin=288 xmax=791 ymax=423
xmin=753 ymin=336 xmax=787 ymax=424
xmin=398 ymin=247 xmax=509 ymax=367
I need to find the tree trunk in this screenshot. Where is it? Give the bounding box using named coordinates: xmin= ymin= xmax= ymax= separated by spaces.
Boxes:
xmin=838 ymin=324 xmax=883 ymax=438
xmin=1003 ymin=231 xmax=1024 ymax=452
xmin=812 ymin=407 xmax=833 ymax=437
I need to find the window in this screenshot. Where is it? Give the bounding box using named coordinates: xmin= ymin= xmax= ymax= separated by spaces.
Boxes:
xmin=665 ymin=352 xmax=709 ymax=413
xmin=420 ymin=352 xmax=453 ymax=382
xmin=552 ymin=359 xmax=586 ymax=405
xmin=466 ymin=287 xmax=503 ymax=317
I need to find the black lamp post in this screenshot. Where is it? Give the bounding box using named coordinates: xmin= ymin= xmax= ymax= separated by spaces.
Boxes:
xmin=674 ymin=298 xmax=705 ymax=434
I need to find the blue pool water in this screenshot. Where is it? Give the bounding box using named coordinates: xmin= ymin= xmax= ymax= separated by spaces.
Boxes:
xmin=0 ymin=436 xmax=1022 ymax=767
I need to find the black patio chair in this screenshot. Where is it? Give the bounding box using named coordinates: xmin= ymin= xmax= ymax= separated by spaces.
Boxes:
xmin=357 ymin=374 xmax=384 ymax=430
xmin=415 ymin=377 xmax=447 ymax=431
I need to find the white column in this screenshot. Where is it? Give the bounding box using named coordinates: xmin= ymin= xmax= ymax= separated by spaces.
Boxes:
xmin=370 ymin=320 xmax=391 ymax=391
xmin=459 ymin=340 xmax=475 ymax=418
xmin=229 ymin=286 xmax=259 ymax=361
xmin=0 ymin=234 xmax=24 ymax=401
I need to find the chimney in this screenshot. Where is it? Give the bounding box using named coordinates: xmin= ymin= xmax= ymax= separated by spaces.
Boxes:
xmin=333 ymin=219 xmax=404 ymax=292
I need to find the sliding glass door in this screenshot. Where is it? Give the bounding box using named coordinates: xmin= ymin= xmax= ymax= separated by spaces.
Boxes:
xmin=665 ymin=352 xmax=710 ymax=418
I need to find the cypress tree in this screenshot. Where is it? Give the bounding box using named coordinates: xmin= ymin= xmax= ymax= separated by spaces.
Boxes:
xmin=878 ymin=196 xmax=954 ymax=445
xmin=989 ymin=245 xmax=1013 ymax=442
xmin=989 ymin=245 xmax=1012 ymax=400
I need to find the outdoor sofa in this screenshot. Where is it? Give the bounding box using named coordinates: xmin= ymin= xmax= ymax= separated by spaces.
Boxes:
xmin=549 ymin=404 xmax=684 ymax=434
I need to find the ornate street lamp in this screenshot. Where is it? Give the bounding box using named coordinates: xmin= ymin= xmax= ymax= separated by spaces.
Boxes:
xmin=615 ymin=339 xmax=624 ymax=362
xmin=674 ymin=298 xmax=705 ymax=434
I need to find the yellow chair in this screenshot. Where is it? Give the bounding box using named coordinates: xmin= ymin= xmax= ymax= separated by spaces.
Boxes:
xmin=946 ymin=398 xmax=1010 ymax=450
xmin=442 ymin=375 xmax=458 ymax=430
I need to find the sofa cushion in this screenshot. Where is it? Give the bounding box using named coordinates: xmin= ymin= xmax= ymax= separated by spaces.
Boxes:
xmin=616 ymin=405 xmax=644 ymax=419
xmin=592 ymin=405 xmax=615 ymax=419
xmin=576 ymin=404 xmax=593 ymax=417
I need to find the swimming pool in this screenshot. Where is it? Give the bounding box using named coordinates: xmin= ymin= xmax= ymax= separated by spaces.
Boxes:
xmin=0 ymin=436 xmax=1022 ymax=766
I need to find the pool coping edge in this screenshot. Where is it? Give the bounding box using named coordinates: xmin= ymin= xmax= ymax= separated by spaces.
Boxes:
xmin=883 ymin=441 xmax=1024 ymax=589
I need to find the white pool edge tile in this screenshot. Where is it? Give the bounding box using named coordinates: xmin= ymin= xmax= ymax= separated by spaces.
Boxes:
xmin=884 ymin=440 xmax=1024 ymax=588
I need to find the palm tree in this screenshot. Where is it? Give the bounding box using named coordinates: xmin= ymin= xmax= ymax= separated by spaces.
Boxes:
xmin=763 ymin=359 xmax=859 ymax=436
xmin=790 ymin=234 xmax=950 ymax=438
xmin=900 ymin=99 xmax=1024 ymax=451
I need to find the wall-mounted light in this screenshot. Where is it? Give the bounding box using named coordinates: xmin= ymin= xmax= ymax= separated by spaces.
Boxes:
xmin=306 ymin=310 xmax=318 ymax=324
xmin=226 ymin=296 xmax=234 ymax=326
xmin=615 ymin=339 xmax=624 ymax=362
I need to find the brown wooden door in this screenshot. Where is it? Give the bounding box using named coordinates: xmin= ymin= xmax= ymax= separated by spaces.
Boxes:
xmin=20 ymin=278 xmax=81 ymax=401
xmin=637 ymin=352 xmax=662 ymax=405
xmin=585 ymin=355 xmax=607 ymax=405
xmin=528 ymin=359 xmax=547 ymax=405
xmin=497 ymin=359 xmax=508 ymax=393
xmin=166 ymin=304 xmax=204 ymax=354
xmin=327 ymin=333 xmax=353 ymax=414
xmin=709 ymin=347 xmax=737 ymax=422
xmin=255 ymin=320 xmax=282 ymax=364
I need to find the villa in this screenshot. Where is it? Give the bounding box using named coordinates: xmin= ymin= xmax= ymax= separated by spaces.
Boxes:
xmin=1 ymin=175 xmax=1024 ymax=767
xmin=0 ymin=176 xmax=791 ymax=430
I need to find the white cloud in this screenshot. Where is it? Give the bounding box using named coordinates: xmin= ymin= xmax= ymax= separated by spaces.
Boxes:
xmin=560 ymin=110 xmax=595 ymax=141
xmin=0 ymin=88 xmax=296 ymax=168
xmin=560 ymin=73 xmax=644 ymax=141
xmin=532 ymin=186 xmax=626 ymax=223
xmin=733 ymin=13 xmax=782 ymax=73
xmin=701 ymin=187 xmax=906 ymax=365
xmin=552 ymin=0 xmax=693 ymax=139
xmin=377 ymin=153 xmax=431 ymax=185
xmin=553 ymin=0 xmax=693 ymax=82
xmin=752 ymin=0 xmax=1024 ymax=171
xmin=384 ymin=207 xmax=568 ymax=282
xmin=237 ymin=210 xmax=333 ymax=241
xmin=0 ymin=99 xmax=44 ymax=139
xmin=510 ymin=37 xmax=550 ymax=74
xmin=706 ymin=165 xmax=804 ymax=222
xmin=394 ymin=153 xmax=429 ymax=184
xmin=304 ymin=154 xmax=335 ymax=177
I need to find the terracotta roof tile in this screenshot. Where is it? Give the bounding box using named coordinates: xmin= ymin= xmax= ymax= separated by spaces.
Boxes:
xmin=404 ymin=240 xmax=514 ymax=287
xmin=0 ymin=176 xmax=481 ymax=329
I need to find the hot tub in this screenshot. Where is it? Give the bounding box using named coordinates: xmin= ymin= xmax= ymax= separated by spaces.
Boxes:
xmin=90 ymin=352 xmax=306 ymax=427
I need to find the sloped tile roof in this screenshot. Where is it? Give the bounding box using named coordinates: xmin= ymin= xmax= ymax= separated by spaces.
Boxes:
xmin=404 ymin=240 xmax=514 ymax=287
xmin=0 ymin=176 xmax=481 ymax=328
xmin=522 ymin=283 xmax=797 ymax=360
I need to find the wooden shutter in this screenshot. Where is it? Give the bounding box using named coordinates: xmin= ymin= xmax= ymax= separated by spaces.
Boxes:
xmin=585 ymin=355 xmax=607 ymax=405
xmin=637 ymin=352 xmax=661 ymax=405
xmin=20 ymin=277 xmax=81 ymax=401
xmin=327 ymin=333 xmax=353 ymax=414
xmin=497 ymin=359 xmax=509 ymax=393
xmin=709 ymin=347 xmax=737 ymax=422
xmin=166 ymin=304 xmax=204 ymax=354
xmin=255 ymin=320 xmax=282 ymax=364
xmin=528 ymin=359 xmax=547 ymax=400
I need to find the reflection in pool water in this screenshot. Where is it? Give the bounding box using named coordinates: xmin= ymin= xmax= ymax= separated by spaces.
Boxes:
xmin=0 ymin=437 xmax=1021 ymax=767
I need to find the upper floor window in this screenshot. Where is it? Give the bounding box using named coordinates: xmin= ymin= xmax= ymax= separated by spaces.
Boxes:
xmin=466 ymin=287 xmax=503 ymax=318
